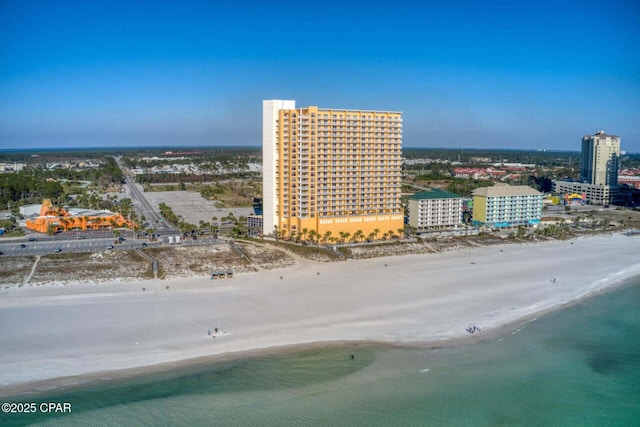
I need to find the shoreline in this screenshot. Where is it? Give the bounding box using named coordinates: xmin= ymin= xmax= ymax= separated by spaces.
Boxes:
xmin=1 ymin=233 xmax=639 ymax=398
xmin=2 ymin=277 xmax=638 ymax=399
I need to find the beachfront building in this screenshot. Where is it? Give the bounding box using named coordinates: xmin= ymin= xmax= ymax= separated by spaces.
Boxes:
xmin=472 ymin=184 xmax=543 ymax=228
xmin=263 ymin=100 xmax=404 ymax=240
xmin=553 ymin=130 xmax=624 ymax=205
xmin=580 ymin=130 xmax=620 ymax=186
xmin=408 ymin=188 xmax=463 ymax=231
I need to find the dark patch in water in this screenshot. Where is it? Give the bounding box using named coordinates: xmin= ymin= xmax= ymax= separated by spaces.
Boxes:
xmin=588 ymin=352 xmax=619 ymax=374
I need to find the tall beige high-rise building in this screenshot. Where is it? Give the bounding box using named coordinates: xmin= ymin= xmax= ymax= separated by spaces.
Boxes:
xmin=262 ymin=100 xmax=404 ymax=242
xmin=580 ymin=130 xmax=620 ymax=185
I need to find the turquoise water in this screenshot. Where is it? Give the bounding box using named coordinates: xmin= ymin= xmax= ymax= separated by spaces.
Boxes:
xmin=3 ymin=280 xmax=640 ymax=426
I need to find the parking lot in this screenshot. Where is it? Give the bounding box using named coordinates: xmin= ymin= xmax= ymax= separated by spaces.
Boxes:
xmin=142 ymin=190 xmax=255 ymax=225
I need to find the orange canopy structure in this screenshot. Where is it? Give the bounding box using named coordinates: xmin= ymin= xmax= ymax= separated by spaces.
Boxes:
xmin=25 ymin=199 xmax=135 ymax=233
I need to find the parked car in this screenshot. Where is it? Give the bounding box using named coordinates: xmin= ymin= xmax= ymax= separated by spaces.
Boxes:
xmin=28 ymin=237 xmax=37 ymax=241
xmin=54 ymin=247 xmax=62 ymax=253
xmin=107 ymin=244 xmax=114 ymax=249
xmin=20 ymin=244 xmax=26 ymax=248
xmin=141 ymin=242 xmax=148 ymax=247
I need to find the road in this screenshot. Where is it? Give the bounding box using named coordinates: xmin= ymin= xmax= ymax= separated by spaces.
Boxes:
xmin=115 ymin=156 xmax=175 ymax=233
xmin=0 ymin=235 xmax=223 ymax=257
xmin=124 ymin=175 xmax=171 ymax=231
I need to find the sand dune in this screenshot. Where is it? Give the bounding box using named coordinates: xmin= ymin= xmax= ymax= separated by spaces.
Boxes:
xmin=1 ymin=233 xmax=639 ymax=395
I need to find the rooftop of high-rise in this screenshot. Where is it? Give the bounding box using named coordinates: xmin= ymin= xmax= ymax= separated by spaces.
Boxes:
xmin=583 ymin=130 xmax=619 ymax=139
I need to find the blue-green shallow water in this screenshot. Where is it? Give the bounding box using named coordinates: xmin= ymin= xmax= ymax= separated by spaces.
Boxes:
xmin=4 ymin=281 xmax=640 ymax=426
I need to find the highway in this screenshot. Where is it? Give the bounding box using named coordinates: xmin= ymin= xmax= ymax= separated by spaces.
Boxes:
xmin=0 ymin=237 xmax=151 ymax=256
xmin=0 ymin=235 xmax=223 ymax=257
xmin=124 ymin=175 xmax=170 ymax=230
xmin=115 ymin=156 xmax=175 ymax=233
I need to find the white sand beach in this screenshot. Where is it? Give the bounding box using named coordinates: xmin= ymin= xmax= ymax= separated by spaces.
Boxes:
xmin=1 ymin=233 xmax=639 ymax=395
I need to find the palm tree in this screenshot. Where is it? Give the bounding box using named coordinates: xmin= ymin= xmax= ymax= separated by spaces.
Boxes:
xmin=323 ymin=231 xmax=332 ymax=244
xmin=397 ymin=228 xmax=404 ymax=238
xmin=367 ymin=231 xmax=376 ymax=242
xmin=133 ymin=222 xmax=142 ymax=238
xmin=301 ymin=228 xmax=308 ymax=243
xmin=308 ymin=229 xmax=318 ymax=244
xmin=353 ymin=230 xmax=364 ymax=242
xmin=373 ymin=228 xmax=380 ymax=240
xmin=201 ymin=221 xmax=211 ymax=235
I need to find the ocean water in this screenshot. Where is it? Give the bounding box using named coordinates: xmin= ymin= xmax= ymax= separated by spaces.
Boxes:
xmin=4 ymin=280 xmax=640 ymax=426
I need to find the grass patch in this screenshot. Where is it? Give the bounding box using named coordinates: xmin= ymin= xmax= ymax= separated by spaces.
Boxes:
xmin=337 ymin=246 xmax=353 ymax=258
xmin=47 ymin=252 xmax=92 ymax=261
xmin=146 ymin=247 xmax=173 ymax=255
xmin=255 ymin=239 xmax=343 ymax=261
xmin=128 ymin=250 xmax=155 ymax=279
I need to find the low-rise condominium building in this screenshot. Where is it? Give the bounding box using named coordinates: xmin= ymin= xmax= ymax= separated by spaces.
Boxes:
xmin=408 ymin=188 xmax=463 ymax=230
xmin=472 ymin=184 xmax=543 ymax=228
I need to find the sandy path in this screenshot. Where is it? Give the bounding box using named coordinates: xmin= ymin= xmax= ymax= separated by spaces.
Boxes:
xmin=0 ymin=233 xmax=638 ymax=394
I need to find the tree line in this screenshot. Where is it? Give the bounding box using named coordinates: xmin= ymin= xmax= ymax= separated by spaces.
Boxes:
xmin=0 ymin=157 xmax=124 ymax=210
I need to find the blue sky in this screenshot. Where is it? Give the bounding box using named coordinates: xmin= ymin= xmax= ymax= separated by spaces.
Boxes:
xmin=1 ymin=0 xmax=639 ymax=152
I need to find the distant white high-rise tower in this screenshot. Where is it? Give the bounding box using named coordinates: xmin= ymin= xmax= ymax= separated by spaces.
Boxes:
xmin=262 ymin=100 xmax=296 ymax=236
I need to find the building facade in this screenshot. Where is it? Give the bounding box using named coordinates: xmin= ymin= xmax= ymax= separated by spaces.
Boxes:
xmin=580 ymin=130 xmax=620 ymax=185
xmin=246 ymin=214 xmax=263 ymax=237
xmin=552 ymin=181 xmax=625 ymax=206
xmin=262 ymin=100 xmax=404 ymax=241
xmin=472 ymin=184 xmax=543 ymax=228
xmin=552 ymin=130 xmax=623 ymax=206
xmin=408 ymin=188 xmax=463 ymax=230
xmin=25 ymin=199 xmax=134 ymax=233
